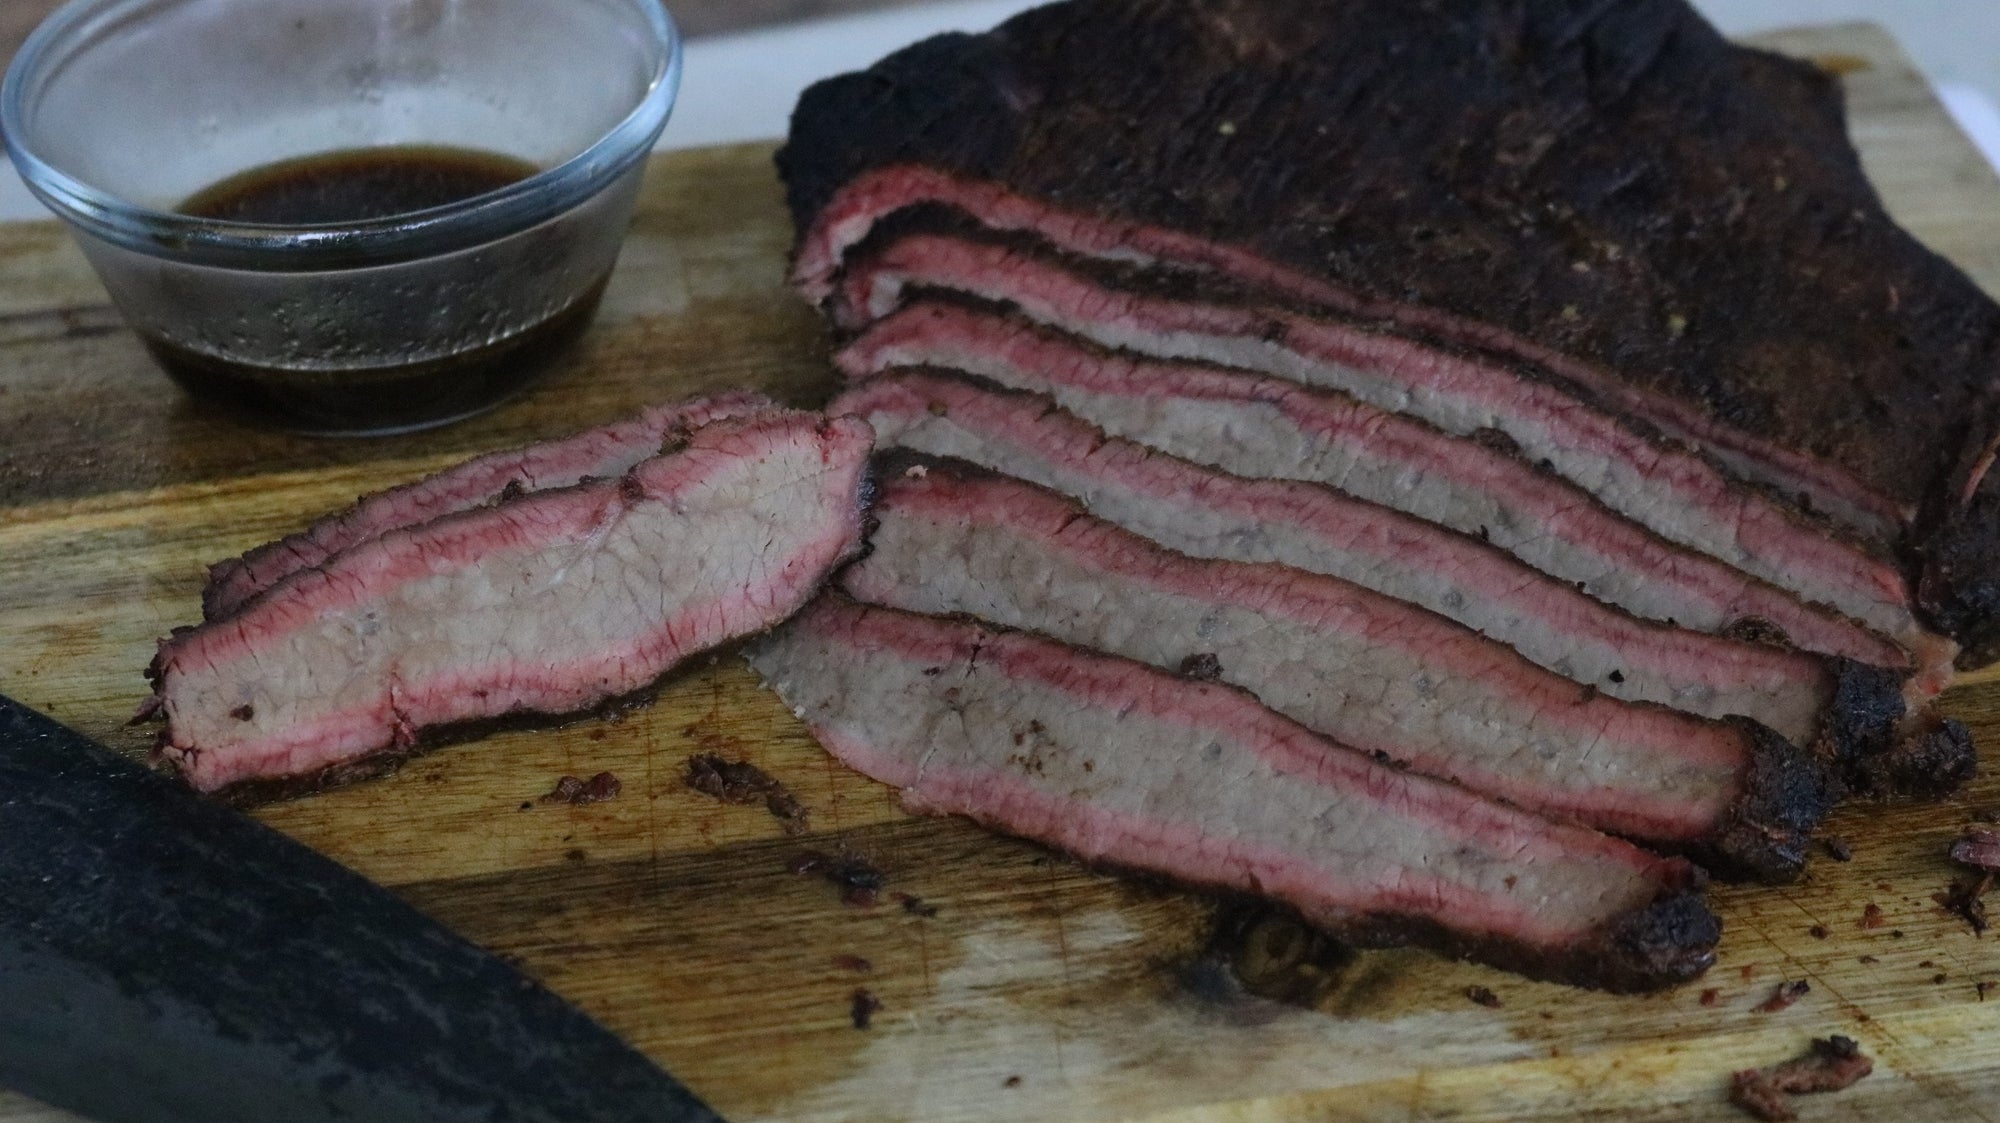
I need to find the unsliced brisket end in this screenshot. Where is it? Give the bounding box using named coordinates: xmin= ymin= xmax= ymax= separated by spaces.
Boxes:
xmin=838 ymin=300 xmax=1933 ymax=686
xmin=151 ymin=412 xmax=875 ymax=792
xmin=839 ymin=369 xmax=1908 ymax=757
xmin=778 ymin=0 xmax=2000 ymax=657
xmin=843 ymin=458 xmax=1836 ymax=880
xmin=202 ymin=391 xmax=774 ymax=621
xmin=834 ymin=224 xmax=1928 ymax=654
xmin=751 ymin=595 xmax=1722 ymax=992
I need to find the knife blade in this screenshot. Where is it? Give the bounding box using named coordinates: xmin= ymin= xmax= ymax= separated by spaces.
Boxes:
xmin=0 ymin=694 xmax=723 ymax=1123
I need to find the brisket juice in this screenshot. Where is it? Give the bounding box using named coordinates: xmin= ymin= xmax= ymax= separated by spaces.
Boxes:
xmin=152 ymin=145 xmax=612 ymax=435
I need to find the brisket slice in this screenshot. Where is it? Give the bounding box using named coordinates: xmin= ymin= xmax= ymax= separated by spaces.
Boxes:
xmin=150 ymin=412 xmax=874 ymax=792
xmin=777 ymin=0 xmax=2000 ymax=655
xmin=798 ymin=174 xmax=1899 ymax=543
xmin=843 ymin=458 xmax=1836 ymax=880
xmin=201 ymin=391 xmax=775 ymax=621
xmin=750 ymin=595 xmax=1722 ymax=992
xmin=838 ymin=299 xmax=1939 ymax=690
xmin=834 ymin=222 xmax=1930 ymax=657
xmin=836 ymin=369 xmax=1911 ymax=759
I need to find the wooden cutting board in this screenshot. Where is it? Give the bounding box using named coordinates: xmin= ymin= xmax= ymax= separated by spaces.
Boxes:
xmin=4 ymin=22 xmax=2000 ymax=1123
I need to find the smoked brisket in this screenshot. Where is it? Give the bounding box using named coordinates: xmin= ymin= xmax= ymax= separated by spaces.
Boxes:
xmin=836 ymin=369 xmax=1916 ymax=760
xmin=201 ymin=392 xmax=774 ymax=621
xmin=150 ymin=411 xmax=874 ymax=792
xmin=843 ymin=457 xmax=1837 ymax=879
xmin=778 ymin=0 xmax=2000 ymax=661
xmin=750 ymin=595 xmax=1724 ymax=992
xmin=838 ymin=300 xmax=1931 ymax=685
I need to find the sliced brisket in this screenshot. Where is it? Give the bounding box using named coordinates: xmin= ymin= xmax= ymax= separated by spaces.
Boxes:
xmin=750 ymin=595 xmax=1723 ymax=992
xmin=839 ymin=300 xmax=1938 ymax=690
xmin=834 ymin=224 xmax=1930 ymax=656
xmin=843 ymin=458 xmax=1835 ymax=880
xmin=777 ymin=0 xmax=2000 ymax=657
xmin=151 ymin=412 xmax=874 ymax=792
xmin=837 ymin=369 xmax=1912 ymax=759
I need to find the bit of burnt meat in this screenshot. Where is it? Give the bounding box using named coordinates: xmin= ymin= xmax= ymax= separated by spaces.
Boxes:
xmin=1700 ymin=988 xmax=1720 ymax=1007
xmin=684 ymin=753 xmax=810 ymax=833
xmin=1936 ymin=874 xmax=1993 ymax=935
xmin=1465 ymin=986 xmax=1502 ymax=1009
xmin=894 ymin=892 xmax=939 ymax=918
xmin=850 ymin=988 xmax=883 ymax=1030
xmin=1951 ymin=827 xmax=2000 ymax=871
xmin=1823 ymin=837 xmax=1854 ymax=862
xmin=1860 ymin=904 xmax=1885 ymax=930
xmin=1729 ymin=1036 xmax=1874 ymax=1121
xmin=1177 ymin=653 xmax=1224 ymax=682
xmin=540 ymin=772 xmax=622 ymax=805
xmin=790 ymin=849 xmax=888 ymax=907
xmin=1753 ymin=980 xmax=1810 ymax=1013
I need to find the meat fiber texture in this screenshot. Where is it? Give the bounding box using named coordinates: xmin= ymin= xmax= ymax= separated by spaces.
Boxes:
xmin=837 ymin=370 xmax=1916 ymax=760
xmin=202 ymin=391 xmax=775 ymax=621
xmin=835 ymin=221 xmax=1940 ymax=671
xmin=149 ymin=411 xmax=874 ymax=792
xmin=846 ymin=458 xmax=1837 ymax=882
xmin=751 ymin=595 xmax=1724 ymax=992
xmin=836 ymin=304 xmax=1975 ymax=796
xmin=777 ymin=0 xmax=2000 ymax=665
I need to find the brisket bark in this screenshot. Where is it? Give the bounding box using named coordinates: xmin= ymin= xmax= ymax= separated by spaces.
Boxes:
xmin=750 ymin=595 xmax=1723 ymax=992
xmin=843 ymin=457 xmax=1837 ymax=880
xmin=202 ymin=392 xmax=774 ymax=621
xmin=834 ymin=222 xmax=1932 ymax=657
xmin=837 ymin=369 xmax=1916 ymax=761
xmin=838 ymin=300 xmax=1937 ymax=689
xmin=776 ymin=0 xmax=2000 ymax=657
xmin=150 ymin=412 xmax=874 ymax=792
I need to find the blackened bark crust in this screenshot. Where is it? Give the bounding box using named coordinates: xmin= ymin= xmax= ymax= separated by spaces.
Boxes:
xmin=779 ymin=0 xmax=2000 ymax=654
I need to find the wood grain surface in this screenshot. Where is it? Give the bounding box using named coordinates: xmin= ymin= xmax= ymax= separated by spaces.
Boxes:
xmin=4 ymin=22 xmax=2000 ymax=1123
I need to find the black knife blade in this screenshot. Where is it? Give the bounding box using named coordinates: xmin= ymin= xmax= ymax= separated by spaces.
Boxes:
xmin=0 ymin=694 xmax=723 ymax=1123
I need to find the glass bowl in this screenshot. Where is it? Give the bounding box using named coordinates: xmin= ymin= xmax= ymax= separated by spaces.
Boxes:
xmin=1 ymin=0 xmax=683 ymax=435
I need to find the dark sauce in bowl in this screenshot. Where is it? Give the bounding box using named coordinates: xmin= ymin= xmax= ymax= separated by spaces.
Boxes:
xmin=180 ymin=144 xmax=541 ymax=224
xmin=150 ymin=144 xmax=612 ymax=435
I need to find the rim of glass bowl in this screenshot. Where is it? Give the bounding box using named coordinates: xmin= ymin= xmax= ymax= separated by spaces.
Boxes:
xmin=0 ymin=0 xmax=682 ymax=271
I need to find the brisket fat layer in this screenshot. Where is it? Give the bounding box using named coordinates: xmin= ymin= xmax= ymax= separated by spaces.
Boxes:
xmin=750 ymin=595 xmax=1722 ymax=993
xmin=837 ymin=369 xmax=1917 ymax=762
xmin=151 ymin=411 xmax=874 ymax=792
xmin=777 ymin=0 xmax=2000 ymax=639
xmin=834 ymin=224 xmax=1933 ymax=660
xmin=838 ymin=300 xmax=1933 ymax=686
xmin=844 ymin=457 xmax=1836 ymax=881
xmin=202 ymin=391 xmax=775 ymax=622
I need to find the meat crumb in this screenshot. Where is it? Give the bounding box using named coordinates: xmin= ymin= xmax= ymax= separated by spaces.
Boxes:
xmin=1729 ymin=1035 xmax=1873 ymax=1121
xmin=1465 ymin=985 xmax=1502 ymax=1008
xmin=1860 ymin=904 xmax=1885 ymax=930
xmin=1740 ymin=964 xmax=1757 ymax=982
xmin=540 ymin=771 xmax=621 ymax=805
xmin=1753 ymin=979 xmax=1810 ymax=1013
xmin=1700 ymin=988 xmax=1720 ymax=1007
xmin=831 ymin=954 xmax=873 ymax=973
xmin=850 ymin=988 xmax=882 ymax=1030
xmin=790 ymin=850 xmax=887 ymax=907
xmin=1933 ymin=973 xmax=1949 ymax=985
xmin=1951 ymin=827 xmax=2000 ymax=872
xmin=1935 ymin=873 xmax=1993 ymax=935
xmin=1807 ymin=925 xmax=1829 ymax=940
xmin=1003 ymin=1075 xmax=1022 ymax=1088
xmin=1978 ymin=981 xmax=1996 ymax=1001
xmin=685 ymin=753 xmax=809 ymax=833
xmin=895 ymin=892 xmax=940 ymax=918
xmin=1177 ymin=652 xmax=1224 ymax=681
xmin=1822 ymin=836 xmax=1853 ymax=862
xmin=1857 ymin=955 xmax=1879 ymax=965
